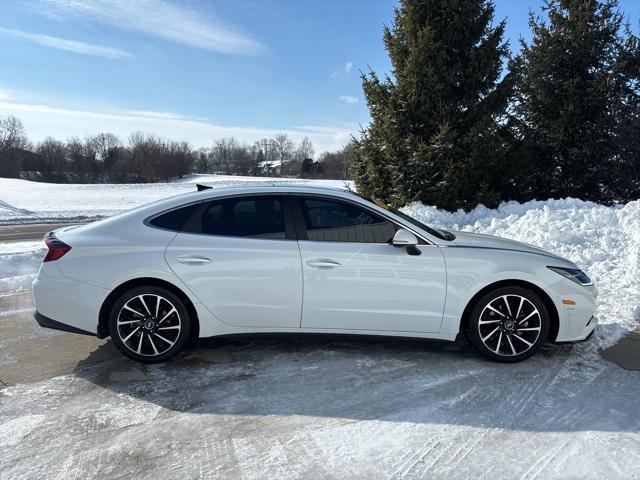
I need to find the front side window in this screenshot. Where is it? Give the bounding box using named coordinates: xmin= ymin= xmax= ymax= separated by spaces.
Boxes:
xmin=299 ymin=198 xmax=397 ymax=243
xmin=181 ymin=196 xmax=286 ymax=239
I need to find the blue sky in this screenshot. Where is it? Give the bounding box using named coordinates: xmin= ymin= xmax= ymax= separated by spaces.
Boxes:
xmin=0 ymin=0 xmax=638 ymax=153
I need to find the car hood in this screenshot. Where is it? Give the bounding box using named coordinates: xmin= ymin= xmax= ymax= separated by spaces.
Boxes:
xmin=445 ymin=231 xmax=572 ymax=264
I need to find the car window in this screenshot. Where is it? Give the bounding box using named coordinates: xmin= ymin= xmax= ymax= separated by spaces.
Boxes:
xmin=182 ymin=196 xmax=286 ymax=239
xmin=148 ymin=203 xmax=201 ymax=231
xmin=300 ymin=198 xmax=397 ymax=243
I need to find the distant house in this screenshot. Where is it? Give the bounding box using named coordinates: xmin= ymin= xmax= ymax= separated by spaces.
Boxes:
xmin=258 ymin=160 xmax=281 ymax=176
xmin=258 ymin=159 xmax=301 ymax=177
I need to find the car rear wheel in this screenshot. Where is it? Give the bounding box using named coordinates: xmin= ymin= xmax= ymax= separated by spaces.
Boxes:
xmin=108 ymin=286 xmax=192 ymax=363
xmin=468 ymin=286 xmax=550 ymax=363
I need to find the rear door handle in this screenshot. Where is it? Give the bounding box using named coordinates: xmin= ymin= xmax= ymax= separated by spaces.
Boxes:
xmin=175 ymin=255 xmax=212 ymax=265
xmin=306 ymin=259 xmax=341 ymax=269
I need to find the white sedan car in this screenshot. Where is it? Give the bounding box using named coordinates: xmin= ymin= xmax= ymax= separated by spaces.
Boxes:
xmin=33 ymin=184 xmax=597 ymax=363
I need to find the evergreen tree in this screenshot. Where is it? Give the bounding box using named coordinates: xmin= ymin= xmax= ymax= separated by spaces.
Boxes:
xmin=512 ymin=0 xmax=640 ymax=202
xmin=349 ymin=0 xmax=514 ymax=210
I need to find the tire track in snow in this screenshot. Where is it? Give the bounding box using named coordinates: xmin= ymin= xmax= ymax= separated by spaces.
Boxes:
xmin=387 ymin=439 xmax=439 ymax=480
xmin=518 ymin=439 xmax=569 ymax=480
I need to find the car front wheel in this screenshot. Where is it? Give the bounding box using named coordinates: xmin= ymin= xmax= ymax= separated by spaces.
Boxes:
xmin=468 ymin=286 xmax=550 ymax=363
xmin=108 ymin=286 xmax=192 ymax=363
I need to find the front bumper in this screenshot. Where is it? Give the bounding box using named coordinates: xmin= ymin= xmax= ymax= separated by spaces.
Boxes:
xmin=548 ymin=278 xmax=598 ymax=342
xmin=554 ymin=315 xmax=597 ymax=344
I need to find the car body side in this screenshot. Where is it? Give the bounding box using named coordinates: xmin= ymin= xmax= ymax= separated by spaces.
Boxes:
xmin=32 ymin=185 xmax=596 ymax=344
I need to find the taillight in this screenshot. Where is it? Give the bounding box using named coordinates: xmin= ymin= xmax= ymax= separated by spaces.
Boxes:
xmin=43 ymin=232 xmax=71 ymax=262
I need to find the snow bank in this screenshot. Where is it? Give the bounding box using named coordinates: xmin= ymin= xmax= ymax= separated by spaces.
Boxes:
xmin=402 ymin=198 xmax=640 ymax=348
xmin=0 ymin=241 xmax=45 ymax=294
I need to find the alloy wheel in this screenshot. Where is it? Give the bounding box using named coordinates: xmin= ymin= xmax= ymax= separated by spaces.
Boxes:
xmin=477 ymin=294 xmax=542 ymax=357
xmin=116 ymin=294 xmax=182 ymax=357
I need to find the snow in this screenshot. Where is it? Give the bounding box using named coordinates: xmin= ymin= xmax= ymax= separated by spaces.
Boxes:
xmin=0 ymin=176 xmax=352 ymax=224
xmin=0 ymin=241 xmax=45 ymax=294
xmin=1 ymin=178 xmax=639 ymax=478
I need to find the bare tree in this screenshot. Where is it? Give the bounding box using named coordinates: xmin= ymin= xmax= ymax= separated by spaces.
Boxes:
xmin=253 ymin=138 xmax=276 ymax=176
xmin=36 ymin=137 xmax=67 ymax=180
xmin=293 ymin=137 xmax=314 ymax=177
xmin=194 ymin=148 xmax=209 ymax=173
xmin=86 ymin=133 xmax=121 ymax=180
xmin=319 ymin=142 xmax=353 ymax=179
xmin=210 ymin=137 xmax=241 ymax=174
xmin=0 ymin=116 xmax=29 ymax=177
xmin=271 ymin=133 xmax=294 ymax=177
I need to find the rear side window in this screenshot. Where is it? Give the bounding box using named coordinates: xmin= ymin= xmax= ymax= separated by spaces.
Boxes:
xmin=299 ymin=198 xmax=397 ymax=243
xmin=149 ymin=203 xmax=201 ymax=231
xmin=182 ymin=196 xmax=286 ymax=239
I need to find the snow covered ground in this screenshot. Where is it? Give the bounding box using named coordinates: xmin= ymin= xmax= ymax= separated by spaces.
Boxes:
xmin=0 ymin=175 xmax=352 ymax=225
xmin=1 ymin=177 xmax=639 ymax=478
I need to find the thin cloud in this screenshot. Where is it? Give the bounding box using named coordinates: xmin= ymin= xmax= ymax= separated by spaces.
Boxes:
xmin=339 ymin=95 xmax=359 ymax=104
xmin=331 ymin=61 xmax=354 ymax=78
xmin=0 ymin=27 xmax=131 ymax=59
xmin=36 ymin=0 xmax=266 ymax=56
xmin=0 ymin=95 xmax=356 ymax=152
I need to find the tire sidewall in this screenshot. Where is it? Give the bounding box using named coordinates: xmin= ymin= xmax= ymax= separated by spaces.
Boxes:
xmin=469 ymin=286 xmax=550 ymax=363
xmin=108 ymin=286 xmax=192 ymax=363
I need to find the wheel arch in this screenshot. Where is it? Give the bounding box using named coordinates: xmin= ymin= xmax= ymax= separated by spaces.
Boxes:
xmin=98 ymin=277 xmax=200 ymax=341
xmin=458 ymin=279 xmax=559 ymax=343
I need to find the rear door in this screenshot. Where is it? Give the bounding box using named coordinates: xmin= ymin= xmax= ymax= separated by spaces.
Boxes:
xmin=163 ymin=194 xmax=303 ymax=329
xmin=294 ymin=195 xmax=447 ymax=333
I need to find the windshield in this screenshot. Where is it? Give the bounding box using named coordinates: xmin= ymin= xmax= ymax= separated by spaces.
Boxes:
xmin=357 ymin=194 xmax=455 ymax=241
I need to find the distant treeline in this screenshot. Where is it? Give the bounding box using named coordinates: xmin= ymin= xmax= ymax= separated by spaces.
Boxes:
xmin=0 ymin=117 xmax=351 ymax=183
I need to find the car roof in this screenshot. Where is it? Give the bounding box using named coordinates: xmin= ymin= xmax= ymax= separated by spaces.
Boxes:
xmin=111 ymin=182 xmax=360 ymax=221
xmin=194 ymin=182 xmax=353 ymax=197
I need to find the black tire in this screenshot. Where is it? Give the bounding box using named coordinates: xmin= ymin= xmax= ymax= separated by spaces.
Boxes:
xmin=468 ymin=286 xmax=549 ymax=363
xmin=108 ymin=286 xmax=192 ymax=363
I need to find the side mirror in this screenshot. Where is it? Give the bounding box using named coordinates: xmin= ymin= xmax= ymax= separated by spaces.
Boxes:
xmin=392 ymin=228 xmax=419 ymax=247
xmin=392 ymin=229 xmax=421 ymax=255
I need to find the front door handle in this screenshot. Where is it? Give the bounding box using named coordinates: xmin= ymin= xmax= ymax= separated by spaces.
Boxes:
xmin=306 ymin=259 xmax=341 ymax=269
xmin=175 ymin=255 xmax=212 ymax=265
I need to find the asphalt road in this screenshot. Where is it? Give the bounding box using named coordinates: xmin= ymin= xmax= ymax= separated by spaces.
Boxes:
xmin=0 ymin=223 xmax=81 ymax=242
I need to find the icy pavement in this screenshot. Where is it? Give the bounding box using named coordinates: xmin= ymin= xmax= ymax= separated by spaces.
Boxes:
xmin=1 ymin=336 xmax=639 ymax=479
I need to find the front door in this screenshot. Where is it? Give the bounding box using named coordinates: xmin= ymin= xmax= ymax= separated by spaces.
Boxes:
xmin=165 ymin=195 xmax=302 ymax=329
xmin=294 ymin=196 xmax=447 ymax=333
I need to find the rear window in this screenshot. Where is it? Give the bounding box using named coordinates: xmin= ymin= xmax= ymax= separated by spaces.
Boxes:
xmin=182 ymin=196 xmax=286 ymax=239
xmin=148 ymin=203 xmax=201 ymax=231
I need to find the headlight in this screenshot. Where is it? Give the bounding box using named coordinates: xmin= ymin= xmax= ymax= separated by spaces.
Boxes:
xmin=547 ymin=266 xmax=593 ymax=286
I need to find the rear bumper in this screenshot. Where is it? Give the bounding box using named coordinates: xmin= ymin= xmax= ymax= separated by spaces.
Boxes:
xmin=34 ymin=311 xmax=96 ymax=336
xmin=33 ymin=262 xmax=109 ymax=336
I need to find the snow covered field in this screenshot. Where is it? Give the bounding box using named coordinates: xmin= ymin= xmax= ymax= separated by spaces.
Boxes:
xmin=0 ymin=175 xmax=352 ymax=225
xmin=1 ymin=176 xmax=639 ymax=478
